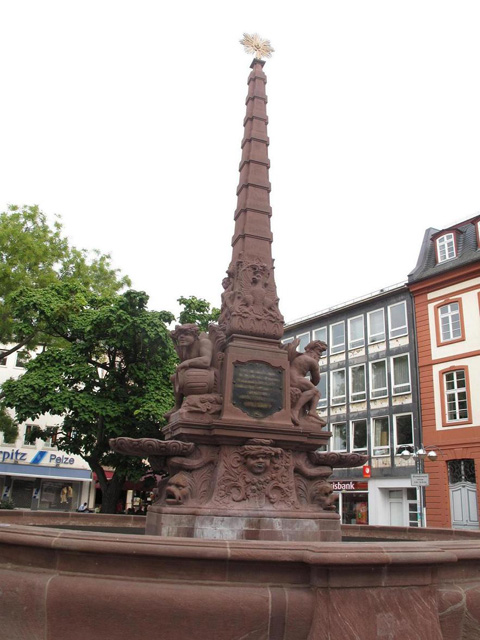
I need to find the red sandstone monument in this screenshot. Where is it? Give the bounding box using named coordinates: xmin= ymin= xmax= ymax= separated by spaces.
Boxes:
xmin=3 ymin=36 xmax=480 ymax=640
xmin=110 ymin=35 xmax=366 ymax=542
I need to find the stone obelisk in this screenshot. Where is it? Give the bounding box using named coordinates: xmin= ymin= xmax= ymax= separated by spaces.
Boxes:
xmin=110 ymin=37 xmax=366 ymax=541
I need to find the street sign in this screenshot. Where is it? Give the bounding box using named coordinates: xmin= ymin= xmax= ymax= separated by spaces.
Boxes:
xmin=411 ymin=473 xmax=429 ymax=487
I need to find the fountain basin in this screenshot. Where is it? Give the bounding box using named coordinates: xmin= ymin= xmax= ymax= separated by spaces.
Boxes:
xmin=1 ymin=513 xmax=480 ymax=639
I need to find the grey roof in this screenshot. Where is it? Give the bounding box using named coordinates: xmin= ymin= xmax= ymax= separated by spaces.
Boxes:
xmin=408 ymin=216 xmax=480 ymax=284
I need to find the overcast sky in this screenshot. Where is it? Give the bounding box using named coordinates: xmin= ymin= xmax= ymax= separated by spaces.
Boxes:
xmin=1 ymin=1 xmax=480 ymax=324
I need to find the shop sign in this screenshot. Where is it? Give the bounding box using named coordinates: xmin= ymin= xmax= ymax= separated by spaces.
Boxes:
xmin=332 ymin=481 xmax=368 ymax=491
xmin=0 ymin=447 xmax=74 ymax=466
xmin=363 ymin=464 xmax=371 ymax=478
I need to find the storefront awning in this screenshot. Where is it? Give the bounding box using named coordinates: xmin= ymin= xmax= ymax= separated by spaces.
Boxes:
xmin=0 ymin=462 xmax=92 ymax=482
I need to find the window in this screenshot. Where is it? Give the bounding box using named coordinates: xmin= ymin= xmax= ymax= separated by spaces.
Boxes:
xmin=331 ymin=422 xmax=347 ymax=451
xmin=45 ymin=428 xmax=58 ymax=448
xmin=282 ymin=337 xmax=294 ymax=345
xmin=372 ymin=417 xmax=390 ymax=456
xmin=0 ymin=352 xmax=7 ymax=366
xmin=437 ymin=301 xmax=463 ymax=344
xmin=313 ymin=327 xmax=327 ymax=357
xmin=443 ymin=369 xmax=469 ymax=423
xmin=348 ymin=316 xmax=364 ymax=349
xmin=351 ymin=419 xmax=367 ymax=452
xmin=296 ymin=332 xmax=310 ymax=352
xmin=368 ymin=309 xmax=385 ymax=344
xmin=330 ymin=322 xmax=345 ymax=354
xmin=370 ymin=360 xmax=388 ymax=398
xmin=316 ymin=372 xmax=327 ymax=408
xmin=15 ymin=351 xmax=29 ymax=367
xmin=331 ymin=369 xmax=346 ymax=405
xmin=392 ymin=354 xmax=411 ymax=395
xmin=394 ymin=414 xmax=414 ymax=454
xmin=388 ymin=302 xmax=408 ymax=339
xmin=23 ymin=425 xmax=34 ymax=446
xmin=350 ymin=364 xmax=366 ymax=402
xmin=436 ymin=233 xmax=456 ymax=263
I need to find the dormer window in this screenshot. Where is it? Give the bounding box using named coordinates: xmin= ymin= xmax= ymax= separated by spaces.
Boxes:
xmin=436 ymin=233 xmax=456 ymax=263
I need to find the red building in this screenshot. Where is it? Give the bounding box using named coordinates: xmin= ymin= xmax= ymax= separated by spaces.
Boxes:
xmin=408 ymin=215 xmax=480 ymax=529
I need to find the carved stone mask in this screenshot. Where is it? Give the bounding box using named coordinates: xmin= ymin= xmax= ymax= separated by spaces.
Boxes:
xmin=245 ymin=453 xmax=271 ymax=475
xmin=165 ymin=472 xmax=191 ymax=505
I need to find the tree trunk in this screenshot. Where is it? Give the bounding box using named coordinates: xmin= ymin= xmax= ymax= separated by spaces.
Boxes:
xmin=100 ymin=475 xmax=124 ymax=514
xmin=86 ymin=457 xmax=125 ymax=514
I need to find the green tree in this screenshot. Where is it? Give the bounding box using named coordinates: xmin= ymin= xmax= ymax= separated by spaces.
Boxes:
xmin=0 ymin=407 xmax=18 ymax=444
xmin=0 ymin=204 xmax=130 ymax=359
xmin=2 ymin=284 xmax=176 ymax=513
xmin=177 ymin=295 xmax=220 ymax=331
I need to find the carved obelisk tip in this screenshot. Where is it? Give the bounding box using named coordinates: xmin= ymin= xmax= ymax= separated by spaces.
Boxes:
xmin=239 ymin=33 xmax=274 ymax=61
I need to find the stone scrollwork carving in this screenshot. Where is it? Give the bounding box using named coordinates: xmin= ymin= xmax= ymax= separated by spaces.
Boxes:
xmin=214 ymin=439 xmax=295 ymax=508
xmin=182 ymin=393 xmax=223 ymax=415
xmin=155 ymin=445 xmax=219 ymax=507
xmin=218 ymin=256 xmax=284 ymax=339
xmin=308 ymin=451 xmax=369 ymax=468
xmin=109 ymin=437 xmax=195 ymax=458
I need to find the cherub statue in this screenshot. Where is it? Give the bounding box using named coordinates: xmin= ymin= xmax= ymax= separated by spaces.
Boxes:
xmin=165 ymin=323 xmax=216 ymax=419
xmin=288 ymin=339 xmax=327 ymax=426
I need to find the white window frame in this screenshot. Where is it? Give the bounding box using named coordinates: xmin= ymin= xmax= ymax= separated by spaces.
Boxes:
xmin=444 ymin=369 xmax=469 ymax=423
xmin=436 ymin=233 xmax=456 ymax=263
xmin=23 ymin=424 xmax=34 ymax=446
xmin=348 ymin=315 xmax=364 ymax=350
xmin=371 ymin=416 xmax=390 ymax=457
xmin=351 ymin=419 xmax=368 ymax=453
xmin=438 ymin=303 xmax=462 ymax=342
xmin=391 ymin=354 xmax=411 ymax=395
xmin=331 ymin=422 xmax=347 ymax=452
xmin=282 ymin=337 xmax=294 ymax=345
xmin=388 ymin=302 xmax=408 ymax=339
xmin=330 ymin=322 xmax=345 ymax=355
xmin=44 ymin=428 xmax=59 ymax=448
xmin=316 ymin=371 xmax=327 ymax=409
xmin=14 ymin=350 xmax=29 ymax=368
xmin=370 ymin=359 xmax=388 ymax=399
xmin=368 ymin=309 xmax=385 ymax=344
xmin=349 ymin=364 xmax=366 ymax=402
xmin=313 ymin=327 xmax=328 ymax=357
xmin=331 ymin=369 xmax=346 ymax=405
xmin=296 ymin=332 xmax=310 ymax=352
xmin=393 ymin=413 xmax=414 ymax=454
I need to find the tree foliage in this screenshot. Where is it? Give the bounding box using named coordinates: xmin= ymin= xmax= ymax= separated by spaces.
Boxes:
xmin=0 ymin=407 xmax=18 ymax=444
xmin=177 ymin=295 xmax=220 ymax=332
xmin=0 ymin=204 xmax=130 ymax=353
xmin=2 ymin=284 xmax=176 ymax=513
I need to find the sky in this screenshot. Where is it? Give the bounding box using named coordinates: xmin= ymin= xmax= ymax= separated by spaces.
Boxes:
xmin=1 ymin=1 xmax=480 ymax=325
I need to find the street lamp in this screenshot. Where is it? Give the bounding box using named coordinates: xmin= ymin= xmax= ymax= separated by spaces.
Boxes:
xmin=398 ymin=445 xmax=443 ymax=527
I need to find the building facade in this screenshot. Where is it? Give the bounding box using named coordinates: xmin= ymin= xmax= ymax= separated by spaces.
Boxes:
xmin=408 ymin=215 xmax=480 ymax=529
xmin=284 ymin=284 xmax=423 ymax=527
xmin=0 ymin=347 xmax=92 ymax=510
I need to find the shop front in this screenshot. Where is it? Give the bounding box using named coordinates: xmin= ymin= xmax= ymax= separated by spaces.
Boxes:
xmin=332 ymin=480 xmax=369 ymax=525
xmin=0 ymin=445 xmax=92 ymax=510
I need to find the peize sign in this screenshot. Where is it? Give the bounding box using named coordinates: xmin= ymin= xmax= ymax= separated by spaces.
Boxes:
xmin=0 ymin=447 xmax=74 ymax=466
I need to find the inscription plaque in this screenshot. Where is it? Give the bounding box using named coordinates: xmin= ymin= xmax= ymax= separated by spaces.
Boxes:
xmin=232 ymin=361 xmax=283 ymax=419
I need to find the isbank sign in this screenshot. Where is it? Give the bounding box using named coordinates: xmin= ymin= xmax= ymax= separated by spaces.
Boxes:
xmin=0 ymin=447 xmax=75 ymax=466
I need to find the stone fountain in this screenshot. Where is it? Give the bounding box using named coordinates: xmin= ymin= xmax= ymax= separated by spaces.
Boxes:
xmin=109 ymin=47 xmax=366 ymax=543
xmin=2 ymin=38 xmax=480 ymax=640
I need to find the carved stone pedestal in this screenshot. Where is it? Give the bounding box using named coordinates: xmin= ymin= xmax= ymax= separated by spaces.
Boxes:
xmin=110 ymin=437 xmax=367 ymax=542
